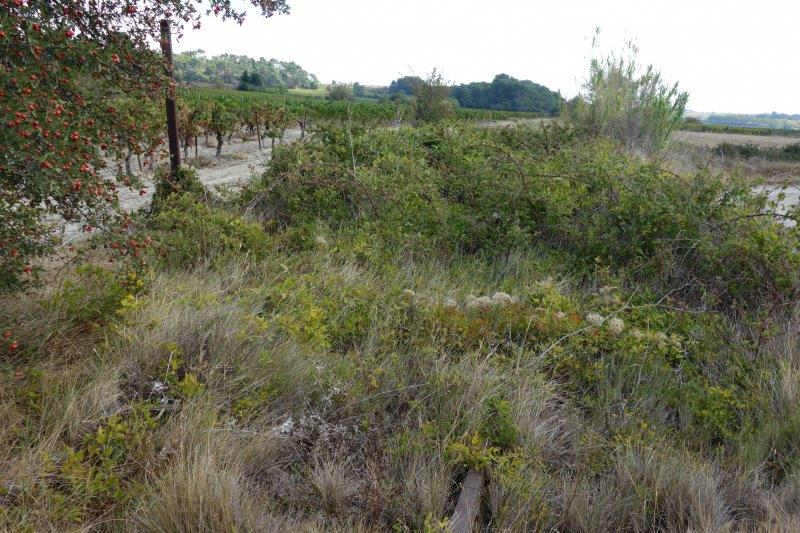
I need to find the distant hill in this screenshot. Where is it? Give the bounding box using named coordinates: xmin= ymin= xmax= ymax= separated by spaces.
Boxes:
xmin=174 ymin=51 xmax=319 ymax=90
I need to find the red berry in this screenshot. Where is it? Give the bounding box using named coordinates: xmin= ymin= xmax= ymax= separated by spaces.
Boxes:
xmin=9 ymin=341 xmax=19 ymax=352
xmin=2 ymin=331 xmax=11 ymax=339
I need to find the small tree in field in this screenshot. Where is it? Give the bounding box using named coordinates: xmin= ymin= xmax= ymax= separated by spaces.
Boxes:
xmin=569 ymin=39 xmax=688 ymax=152
xmin=0 ymin=0 xmax=289 ymax=290
xmin=327 ymin=82 xmax=353 ymax=101
xmin=414 ymin=69 xmax=453 ymax=124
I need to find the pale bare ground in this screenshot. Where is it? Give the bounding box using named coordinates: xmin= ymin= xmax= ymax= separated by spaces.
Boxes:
xmin=477 ymin=117 xmax=553 ymax=128
xmin=58 ymin=129 xmax=302 ymax=244
xmin=673 ymin=130 xmax=800 ymax=148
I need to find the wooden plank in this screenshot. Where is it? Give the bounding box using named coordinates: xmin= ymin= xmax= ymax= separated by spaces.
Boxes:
xmin=450 ymin=469 xmax=484 ymax=533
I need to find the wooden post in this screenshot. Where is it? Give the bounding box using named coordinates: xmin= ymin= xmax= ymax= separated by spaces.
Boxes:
xmin=450 ymin=469 xmax=484 ymax=533
xmin=160 ymin=20 xmax=181 ymax=179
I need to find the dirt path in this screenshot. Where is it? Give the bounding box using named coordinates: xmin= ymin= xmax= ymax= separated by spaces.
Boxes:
xmin=58 ymin=129 xmax=303 ymax=243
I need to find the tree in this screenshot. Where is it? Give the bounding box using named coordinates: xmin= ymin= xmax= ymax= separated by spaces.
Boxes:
xmin=249 ymin=71 xmax=263 ymax=87
xmin=413 ymin=70 xmax=453 ymax=124
xmin=451 ymin=74 xmax=563 ymax=115
xmin=0 ymin=0 xmax=289 ymax=289
xmin=568 ymin=40 xmax=688 ymax=152
xmin=175 ymin=52 xmax=317 ymax=89
xmin=327 ymin=82 xmax=352 ymax=101
xmin=389 ymin=76 xmax=423 ymax=96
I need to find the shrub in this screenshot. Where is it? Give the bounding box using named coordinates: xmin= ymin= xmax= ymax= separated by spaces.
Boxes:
xmin=569 ymin=40 xmax=688 ymax=152
xmin=414 ymin=70 xmax=454 ymax=124
xmin=148 ymin=194 xmax=271 ymax=269
xmin=44 ymin=266 xmax=146 ymax=328
xmin=256 ymin=122 xmax=800 ymax=315
xmin=327 ymin=83 xmax=353 ymax=101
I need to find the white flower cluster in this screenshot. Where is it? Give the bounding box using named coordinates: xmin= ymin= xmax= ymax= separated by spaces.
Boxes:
xmin=585 ymin=312 xmax=605 ymax=327
xmin=465 ymin=292 xmax=520 ymax=310
xmin=402 ymin=289 xmax=519 ymax=311
xmin=607 ymin=317 xmax=625 ymax=335
xmin=585 ymin=312 xmax=625 ymax=334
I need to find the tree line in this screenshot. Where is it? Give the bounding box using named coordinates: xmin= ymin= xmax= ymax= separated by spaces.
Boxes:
xmin=373 ymin=74 xmax=563 ymax=116
xmin=175 ymin=50 xmax=318 ymax=90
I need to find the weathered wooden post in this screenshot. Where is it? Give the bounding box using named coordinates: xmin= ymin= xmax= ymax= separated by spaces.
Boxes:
xmin=450 ymin=469 xmax=484 ymax=533
xmin=160 ymin=20 xmax=181 ymax=179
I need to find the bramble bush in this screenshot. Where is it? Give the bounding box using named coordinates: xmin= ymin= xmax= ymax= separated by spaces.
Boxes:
xmin=253 ymin=121 xmax=800 ymax=316
xmin=147 ymin=193 xmax=272 ymax=269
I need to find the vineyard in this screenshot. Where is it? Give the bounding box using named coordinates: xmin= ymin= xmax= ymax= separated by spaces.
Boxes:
xmin=111 ymin=86 xmax=544 ymax=173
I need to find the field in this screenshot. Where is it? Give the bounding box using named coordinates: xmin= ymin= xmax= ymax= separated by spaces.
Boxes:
xmin=288 ymin=86 xmax=330 ymax=97
xmin=674 ymin=130 xmax=800 ymax=148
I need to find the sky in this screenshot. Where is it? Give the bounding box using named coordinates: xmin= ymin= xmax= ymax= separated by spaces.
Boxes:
xmin=176 ymin=0 xmax=800 ymax=114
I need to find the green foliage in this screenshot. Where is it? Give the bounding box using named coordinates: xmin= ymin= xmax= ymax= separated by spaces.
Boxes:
xmin=452 ymin=73 xmax=563 ymax=115
xmin=327 ymin=82 xmax=353 ymax=101
xmin=482 ymin=396 xmax=519 ymax=450
xmin=388 ymin=76 xmax=424 ymax=96
xmin=680 ymin=119 xmax=800 ymax=137
xmin=147 ymin=194 xmax=271 ymax=269
xmin=705 ymin=112 xmax=800 ymax=131
xmin=0 ymin=0 xmax=289 ymax=289
xmin=569 ymin=40 xmax=688 ymax=151
xmin=24 ymin=402 xmax=160 ymax=525
xmin=716 ymin=142 xmax=800 ymax=161
xmin=153 ymin=166 xmax=206 ymax=207
xmin=45 ymin=266 xmax=146 ymax=327
xmin=414 ymin=70 xmax=454 ymax=124
xmin=175 ymin=50 xmax=318 ymax=89
xmin=176 ymin=373 xmax=205 ymax=399
xmin=257 ymin=122 xmax=800 ymax=315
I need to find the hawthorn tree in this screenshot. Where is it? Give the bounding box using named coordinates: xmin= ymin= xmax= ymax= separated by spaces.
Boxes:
xmin=0 ymin=0 xmax=289 ymax=290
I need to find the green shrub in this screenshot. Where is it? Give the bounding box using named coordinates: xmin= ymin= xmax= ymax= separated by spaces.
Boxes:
xmin=716 ymin=142 xmax=800 ymax=162
xmin=44 ymin=266 xmax=146 ymax=327
xmin=568 ymin=40 xmax=688 ymax=152
xmin=255 ymin=122 xmax=800 ymax=315
xmin=413 ymin=70 xmax=454 ymax=124
xmin=148 ymin=194 xmax=271 ymax=269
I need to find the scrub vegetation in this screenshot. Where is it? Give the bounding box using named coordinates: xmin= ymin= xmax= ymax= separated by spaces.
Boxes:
xmin=4 ymin=2 xmax=800 ymax=532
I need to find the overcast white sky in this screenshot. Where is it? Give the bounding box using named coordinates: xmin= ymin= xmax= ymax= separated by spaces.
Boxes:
xmin=176 ymin=0 xmax=800 ymax=114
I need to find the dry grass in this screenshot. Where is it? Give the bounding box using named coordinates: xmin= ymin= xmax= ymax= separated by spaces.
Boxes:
xmin=673 ymin=131 xmax=800 ymax=149
xmin=6 ymin=256 xmax=800 ymax=531
xmin=662 ymin=139 xmax=800 ymax=186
